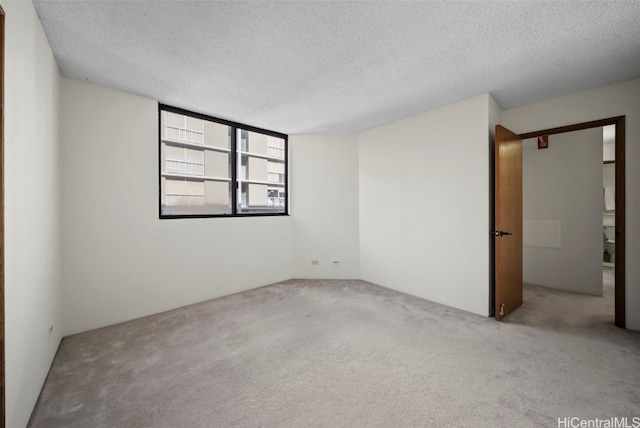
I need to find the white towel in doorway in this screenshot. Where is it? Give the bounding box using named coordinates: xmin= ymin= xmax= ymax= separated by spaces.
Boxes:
xmin=604 ymin=187 xmax=615 ymax=212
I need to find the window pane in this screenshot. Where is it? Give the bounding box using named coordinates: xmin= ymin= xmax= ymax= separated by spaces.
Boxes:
xmin=160 ymin=110 xmax=232 ymax=216
xmin=159 ymin=105 xmax=287 ymax=218
xmin=236 ymin=129 xmax=286 ymax=214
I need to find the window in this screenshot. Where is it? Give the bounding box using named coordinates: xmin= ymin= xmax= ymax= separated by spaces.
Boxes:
xmin=159 ymin=105 xmax=288 ymax=218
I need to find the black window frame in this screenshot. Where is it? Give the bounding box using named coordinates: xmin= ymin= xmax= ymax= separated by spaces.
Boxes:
xmin=158 ymin=103 xmax=289 ymax=219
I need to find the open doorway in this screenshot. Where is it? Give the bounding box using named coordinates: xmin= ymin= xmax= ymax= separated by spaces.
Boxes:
xmin=518 ymin=117 xmax=625 ymax=328
xmin=492 ymin=117 xmax=625 ymax=328
xmin=602 ymin=125 xmax=616 ymax=272
xmin=521 ymin=126 xmax=616 ymax=323
xmin=1 ymin=4 xmax=5 ymax=423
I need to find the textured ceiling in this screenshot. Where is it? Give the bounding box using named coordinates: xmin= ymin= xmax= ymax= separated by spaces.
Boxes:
xmin=33 ymin=1 xmax=640 ymax=134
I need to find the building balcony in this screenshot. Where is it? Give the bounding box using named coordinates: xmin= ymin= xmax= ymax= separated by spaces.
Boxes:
xmin=268 ymin=172 xmax=285 ymax=184
xmin=268 ymin=197 xmax=285 ymax=208
xmin=238 ymin=148 xmax=285 ymax=161
xmin=165 ymin=159 xmax=204 ymax=177
xmin=164 ymin=125 xmax=204 ymax=145
xmin=164 ymin=193 xmax=205 ymax=206
xmin=267 ymin=146 xmax=285 ymax=159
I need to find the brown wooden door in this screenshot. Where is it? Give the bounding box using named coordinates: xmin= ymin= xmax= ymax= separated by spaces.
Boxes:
xmin=495 ymin=125 xmax=523 ymax=320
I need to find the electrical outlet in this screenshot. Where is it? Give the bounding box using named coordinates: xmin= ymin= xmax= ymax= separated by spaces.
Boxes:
xmin=311 ymin=260 xmax=319 ymax=265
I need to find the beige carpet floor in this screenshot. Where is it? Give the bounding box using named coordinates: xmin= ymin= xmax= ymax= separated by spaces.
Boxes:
xmin=28 ymin=269 xmax=640 ymax=427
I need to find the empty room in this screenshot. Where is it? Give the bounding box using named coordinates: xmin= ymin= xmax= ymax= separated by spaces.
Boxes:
xmin=3 ymin=1 xmax=640 ymax=427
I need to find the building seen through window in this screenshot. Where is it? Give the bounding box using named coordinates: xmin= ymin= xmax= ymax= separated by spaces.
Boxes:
xmin=159 ymin=106 xmax=287 ymax=217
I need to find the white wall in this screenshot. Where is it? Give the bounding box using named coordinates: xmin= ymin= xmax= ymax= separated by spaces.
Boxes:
xmin=60 ymin=78 xmax=293 ymax=335
xmin=502 ymin=77 xmax=640 ymax=330
xmin=290 ymin=134 xmax=360 ymax=279
xmin=522 ymin=129 xmax=603 ymax=295
xmin=3 ymin=2 xmax=64 ymax=427
xmin=359 ymin=94 xmax=492 ymax=316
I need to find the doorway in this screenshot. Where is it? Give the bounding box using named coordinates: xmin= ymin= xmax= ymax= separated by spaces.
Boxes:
xmin=493 ymin=117 xmax=625 ymax=328
xmin=1 ymin=4 xmax=5 ymax=424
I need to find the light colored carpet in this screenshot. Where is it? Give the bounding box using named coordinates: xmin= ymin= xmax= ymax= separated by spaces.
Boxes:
xmin=29 ymin=270 xmax=640 ymax=427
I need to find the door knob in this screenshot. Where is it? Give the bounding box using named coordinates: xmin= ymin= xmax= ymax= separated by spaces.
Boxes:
xmin=492 ymin=230 xmax=512 ymax=237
